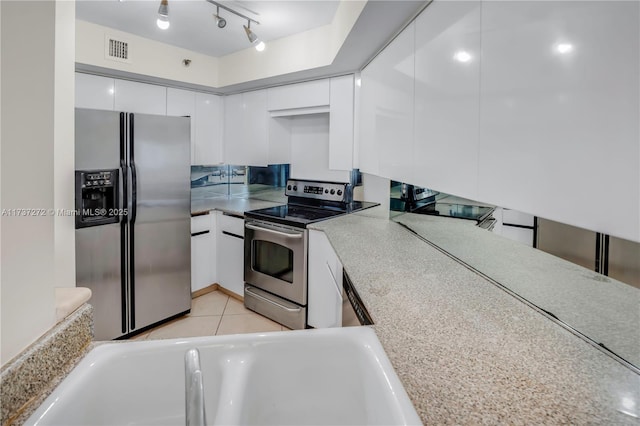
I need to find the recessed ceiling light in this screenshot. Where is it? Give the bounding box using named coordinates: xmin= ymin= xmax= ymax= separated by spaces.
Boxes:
xmin=453 ymin=51 xmax=472 ymax=63
xmin=555 ymin=43 xmax=574 ymax=54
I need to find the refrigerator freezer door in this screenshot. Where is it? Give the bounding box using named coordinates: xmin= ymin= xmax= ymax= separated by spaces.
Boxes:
xmin=536 ymin=218 xmax=597 ymax=271
xmin=75 ymin=109 xmax=121 ymax=170
xmin=75 ymin=108 xmax=126 ymax=340
xmin=76 ymin=223 xmax=124 ymax=340
xmin=129 ymin=113 xmax=192 ymax=332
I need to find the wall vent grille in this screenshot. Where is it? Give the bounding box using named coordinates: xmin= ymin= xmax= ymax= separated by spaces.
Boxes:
xmin=105 ymin=36 xmax=131 ymax=63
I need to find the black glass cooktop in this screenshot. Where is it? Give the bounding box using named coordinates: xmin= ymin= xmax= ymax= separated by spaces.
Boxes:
xmin=245 ymin=201 xmax=379 ymax=228
xmin=413 ymin=202 xmax=494 ymax=222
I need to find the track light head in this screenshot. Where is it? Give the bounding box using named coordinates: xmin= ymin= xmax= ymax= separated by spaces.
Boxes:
xmin=243 ymin=22 xmax=258 ymax=43
xmin=214 ymin=6 xmax=226 ymax=28
xmin=157 ymin=0 xmax=170 ymax=29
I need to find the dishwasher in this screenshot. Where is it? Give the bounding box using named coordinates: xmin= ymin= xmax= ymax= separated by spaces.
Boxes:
xmin=342 ymin=270 xmax=373 ymax=327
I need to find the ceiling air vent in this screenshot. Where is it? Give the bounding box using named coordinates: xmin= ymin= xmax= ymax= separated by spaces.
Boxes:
xmin=105 ymin=36 xmax=131 ymax=63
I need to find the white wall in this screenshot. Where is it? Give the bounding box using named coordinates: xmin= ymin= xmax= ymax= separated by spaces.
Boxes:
xmin=76 ymin=20 xmax=220 ymax=88
xmin=55 ymin=1 xmax=76 ymax=288
xmin=0 ymin=0 xmax=75 ymax=366
xmin=218 ymin=1 xmax=365 ymax=87
xmin=289 ymin=114 xmax=351 ymax=183
xmin=75 ymin=1 xmax=366 ymax=89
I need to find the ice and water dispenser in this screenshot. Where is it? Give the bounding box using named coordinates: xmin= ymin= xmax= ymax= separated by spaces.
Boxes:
xmin=75 ymin=170 xmax=119 ymax=228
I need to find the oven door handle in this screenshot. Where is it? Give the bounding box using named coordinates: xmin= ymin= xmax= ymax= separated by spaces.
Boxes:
xmin=245 ymin=223 xmax=303 ymax=239
xmin=245 ymin=287 xmax=302 ymax=313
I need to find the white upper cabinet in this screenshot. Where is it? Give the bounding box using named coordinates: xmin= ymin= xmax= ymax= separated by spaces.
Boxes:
xmin=267 ymin=80 xmax=330 ymax=113
xmin=413 ymin=2 xmax=481 ymax=201
xmin=359 ymin=23 xmax=415 ymax=183
xmin=167 ymin=89 xmax=223 ymax=166
xmin=329 ymin=75 xmax=355 ymax=171
xmin=194 ymin=93 xmax=223 ymax=165
xmin=75 ymin=73 xmax=115 ymax=111
xmin=224 ymin=90 xmax=269 ymax=166
xmin=478 ymin=1 xmax=640 ymax=241
xmin=114 ymin=79 xmax=166 ymax=115
xmin=167 ymin=88 xmax=196 ymax=164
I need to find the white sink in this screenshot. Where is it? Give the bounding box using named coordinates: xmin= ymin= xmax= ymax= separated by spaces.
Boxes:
xmin=26 ymin=327 xmax=421 ymax=425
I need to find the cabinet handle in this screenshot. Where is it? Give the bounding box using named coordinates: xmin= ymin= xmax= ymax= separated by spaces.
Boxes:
xmin=222 ymin=212 xmax=244 ymax=219
xmin=191 ymin=230 xmax=210 ymax=237
xmin=222 ymin=231 xmax=243 ymax=239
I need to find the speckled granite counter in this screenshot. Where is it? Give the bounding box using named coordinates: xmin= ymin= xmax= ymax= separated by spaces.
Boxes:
xmin=394 ymin=213 xmax=640 ymax=368
xmin=309 ymin=214 xmax=640 ymax=424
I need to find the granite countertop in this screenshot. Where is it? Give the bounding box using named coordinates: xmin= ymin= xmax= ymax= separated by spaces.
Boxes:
xmin=309 ymin=213 xmax=639 ymax=424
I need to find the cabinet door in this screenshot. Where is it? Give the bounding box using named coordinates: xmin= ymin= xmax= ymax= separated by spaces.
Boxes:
xmin=329 ymin=75 xmax=354 ymax=171
xmin=308 ymin=230 xmax=343 ymax=328
xmin=114 ymin=79 xmax=166 ymax=115
xmin=267 ymin=79 xmax=330 ymax=111
xmin=216 ymin=212 xmax=244 ymax=297
xmin=223 ymin=93 xmax=242 ymax=164
xmin=191 ymin=213 xmax=216 ymax=292
xmin=478 ymin=1 xmax=640 ymax=241
xmin=195 ymin=93 xmax=223 ymax=165
xmin=225 ymin=90 xmax=269 ymax=166
xmin=191 ymin=232 xmax=212 ymax=292
xmin=414 ymin=2 xmax=481 ymax=200
xmin=243 ymin=89 xmax=269 ymax=166
xmin=167 ymin=88 xmax=196 ymax=164
xmin=75 ymin=73 xmax=115 ymax=110
xmin=359 ymin=23 xmax=415 ymax=182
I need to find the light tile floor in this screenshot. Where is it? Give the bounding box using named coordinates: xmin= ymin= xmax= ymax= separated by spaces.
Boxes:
xmin=129 ymin=290 xmax=289 ymax=341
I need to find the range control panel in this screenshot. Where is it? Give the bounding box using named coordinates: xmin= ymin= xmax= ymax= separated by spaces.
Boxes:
xmin=285 ymin=179 xmax=350 ymax=203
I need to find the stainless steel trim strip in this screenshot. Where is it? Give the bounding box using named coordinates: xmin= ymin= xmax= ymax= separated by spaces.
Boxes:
xmin=245 ymin=223 xmax=303 ymax=239
xmin=245 ymin=286 xmax=301 ymax=313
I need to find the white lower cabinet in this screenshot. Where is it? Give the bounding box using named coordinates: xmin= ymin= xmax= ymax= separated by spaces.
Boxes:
xmin=307 ymin=230 xmax=343 ymax=328
xmin=191 ymin=213 xmax=216 ymax=293
xmin=216 ymin=212 xmax=245 ymax=297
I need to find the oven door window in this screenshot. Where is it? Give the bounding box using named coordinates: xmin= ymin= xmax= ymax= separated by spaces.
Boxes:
xmin=252 ymin=240 xmax=294 ymax=283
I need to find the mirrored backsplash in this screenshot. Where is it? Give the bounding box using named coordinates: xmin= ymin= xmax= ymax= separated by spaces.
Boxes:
xmin=191 ymin=164 xmax=290 ymax=200
xmin=389 ymin=179 xmax=640 ymax=370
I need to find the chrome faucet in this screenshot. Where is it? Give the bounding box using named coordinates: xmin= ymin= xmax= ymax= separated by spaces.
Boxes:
xmin=185 ymin=348 xmax=207 ymax=426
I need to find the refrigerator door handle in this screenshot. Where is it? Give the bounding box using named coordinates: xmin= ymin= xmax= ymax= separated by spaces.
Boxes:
xmin=131 ymin=162 xmax=138 ymax=224
xmin=128 ymin=113 xmax=137 ymax=330
xmin=119 ymin=112 xmax=129 ymax=335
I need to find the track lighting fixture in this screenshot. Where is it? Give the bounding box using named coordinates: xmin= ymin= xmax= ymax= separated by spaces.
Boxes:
xmin=243 ymin=21 xmax=265 ymax=51
xmin=205 ymin=0 xmax=265 ymax=52
xmin=156 ymin=0 xmax=170 ymax=30
xmin=213 ymin=6 xmax=226 ymax=28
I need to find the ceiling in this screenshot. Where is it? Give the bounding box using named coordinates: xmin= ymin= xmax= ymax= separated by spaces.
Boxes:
xmin=76 ymin=0 xmax=429 ymax=93
xmin=76 ymin=0 xmax=341 ymax=57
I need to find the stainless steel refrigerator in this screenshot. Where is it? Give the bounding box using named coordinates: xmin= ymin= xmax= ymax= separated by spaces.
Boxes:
xmin=75 ymin=108 xmax=191 ymax=340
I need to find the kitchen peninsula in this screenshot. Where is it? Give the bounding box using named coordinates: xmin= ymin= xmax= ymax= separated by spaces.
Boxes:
xmin=309 ymin=213 xmax=639 ymax=424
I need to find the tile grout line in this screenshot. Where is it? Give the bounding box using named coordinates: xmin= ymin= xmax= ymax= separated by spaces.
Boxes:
xmin=214 ymin=295 xmax=230 ymax=335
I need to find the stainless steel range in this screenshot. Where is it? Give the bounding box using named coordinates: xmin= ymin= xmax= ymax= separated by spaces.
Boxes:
xmin=244 ymin=179 xmax=376 ymax=329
